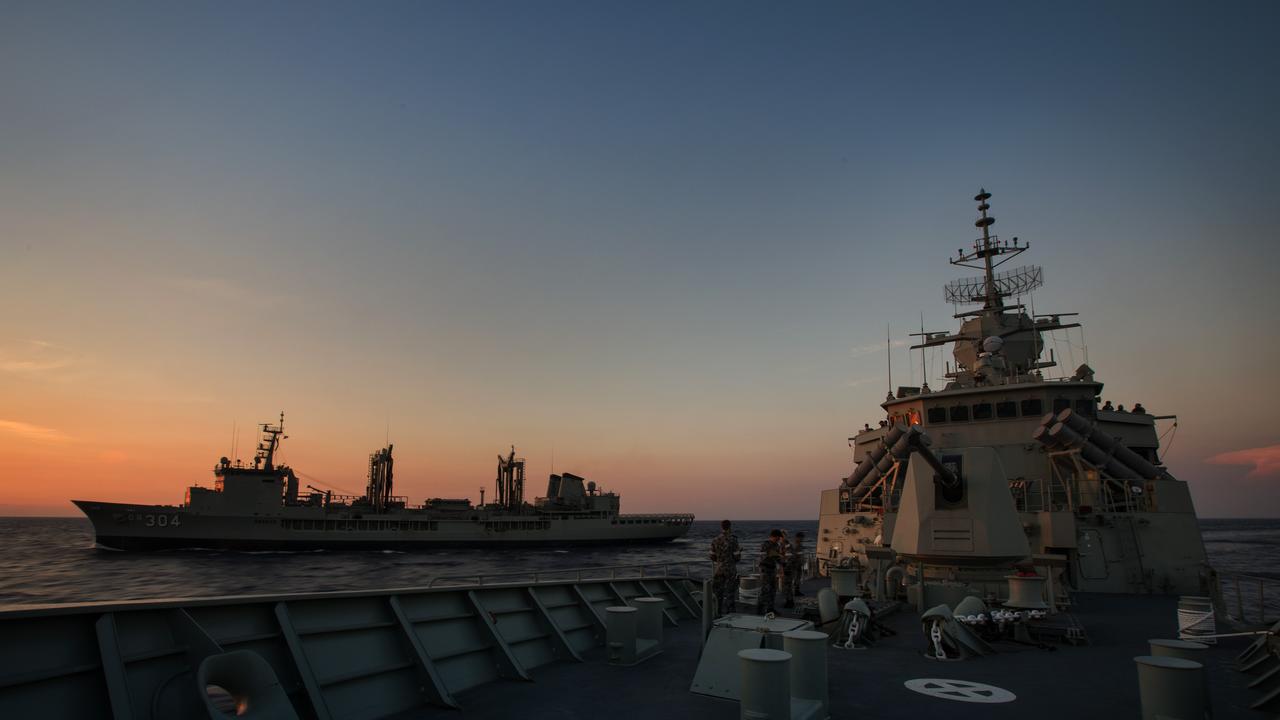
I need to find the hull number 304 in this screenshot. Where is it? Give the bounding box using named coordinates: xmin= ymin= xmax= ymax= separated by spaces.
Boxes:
xmin=139 ymin=513 xmax=181 ymax=528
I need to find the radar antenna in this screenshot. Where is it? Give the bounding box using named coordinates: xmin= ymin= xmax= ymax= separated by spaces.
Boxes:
xmin=944 ymin=190 xmax=1042 ymax=308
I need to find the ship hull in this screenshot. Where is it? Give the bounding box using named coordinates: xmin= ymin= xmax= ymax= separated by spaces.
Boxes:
xmin=89 ymin=534 xmax=684 ymax=551
xmin=73 ymin=500 xmax=693 ymax=551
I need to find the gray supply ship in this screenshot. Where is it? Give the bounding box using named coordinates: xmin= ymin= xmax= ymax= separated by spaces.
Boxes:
xmin=74 ymin=421 xmax=692 ymax=550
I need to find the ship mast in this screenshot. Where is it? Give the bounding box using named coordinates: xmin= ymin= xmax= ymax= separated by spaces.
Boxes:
xmin=945 ymin=188 xmax=1033 ymax=315
xmin=254 ymin=412 xmax=287 ymax=471
xmin=906 ymin=190 xmax=1083 ymax=389
xmin=976 ymin=189 xmax=999 ymax=310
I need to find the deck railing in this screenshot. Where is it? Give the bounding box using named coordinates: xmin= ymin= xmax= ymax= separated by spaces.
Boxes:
xmin=428 ymin=561 xmax=706 ymax=587
xmin=1220 ymin=572 xmax=1280 ymax=626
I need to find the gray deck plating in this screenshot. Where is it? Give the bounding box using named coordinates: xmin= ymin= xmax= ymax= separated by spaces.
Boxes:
xmin=0 ymin=576 xmax=1262 ymax=719
xmin=447 ymin=590 xmax=1261 ymax=719
xmin=0 ymin=575 xmax=702 ymax=719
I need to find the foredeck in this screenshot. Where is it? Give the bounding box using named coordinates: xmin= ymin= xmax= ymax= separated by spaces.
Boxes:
xmin=450 ymin=586 xmax=1261 ymax=719
xmin=0 ymin=574 xmax=1264 ymax=719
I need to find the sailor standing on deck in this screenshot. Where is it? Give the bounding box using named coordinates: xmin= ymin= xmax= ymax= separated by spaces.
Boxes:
xmin=708 ymin=520 xmax=741 ymax=616
xmin=773 ymin=525 xmax=783 ymax=591
xmin=782 ymin=531 xmax=805 ymax=607
xmin=757 ymin=529 xmax=784 ymax=615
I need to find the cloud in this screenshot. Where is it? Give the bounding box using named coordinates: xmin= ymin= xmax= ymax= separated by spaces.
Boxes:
xmin=1207 ymin=445 xmax=1280 ymax=479
xmin=0 ymin=419 xmax=70 ymax=443
xmin=0 ymin=339 xmax=76 ymax=374
xmin=0 ymin=358 xmax=72 ymax=372
xmin=98 ymin=450 xmax=129 ymax=464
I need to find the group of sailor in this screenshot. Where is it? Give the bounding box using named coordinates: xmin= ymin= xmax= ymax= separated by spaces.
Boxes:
xmin=1101 ymin=400 xmax=1147 ymax=414
xmin=708 ymin=520 xmax=806 ymax=617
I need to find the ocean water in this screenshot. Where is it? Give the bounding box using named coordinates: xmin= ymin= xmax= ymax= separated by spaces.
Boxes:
xmin=0 ymin=517 xmax=1276 ymax=614
xmin=1201 ymin=518 xmax=1280 ymax=622
xmin=0 ymin=518 xmax=816 ymax=606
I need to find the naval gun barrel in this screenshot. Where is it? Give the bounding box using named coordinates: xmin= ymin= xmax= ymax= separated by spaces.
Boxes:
xmin=901 ymin=426 xmax=961 ymax=497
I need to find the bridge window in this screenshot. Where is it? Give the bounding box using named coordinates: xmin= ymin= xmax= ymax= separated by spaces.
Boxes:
xmin=1021 ymin=398 xmax=1043 ymax=416
xmin=996 ymin=401 xmax=1017 ymax=418
xmin=1052 ymin=398 xmax=1071 ymax=414
xmin=1075 ymin=398 xmax=1095 ymax=417
xmin=949 ymin=405 xmax=969 ymax=422
xmin=927 ymin=407 xmax=948 ymax=424
xmin=972 ymin=403 xmax=993 ymax=420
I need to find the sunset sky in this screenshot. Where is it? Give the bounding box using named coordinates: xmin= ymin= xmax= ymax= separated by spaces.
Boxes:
xmin=2 ymin=2 xmax=1277 ymax=519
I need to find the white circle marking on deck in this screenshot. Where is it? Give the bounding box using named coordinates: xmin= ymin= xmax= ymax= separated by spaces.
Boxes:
xmin=903 ymin=678 xmax=1017 ymax=703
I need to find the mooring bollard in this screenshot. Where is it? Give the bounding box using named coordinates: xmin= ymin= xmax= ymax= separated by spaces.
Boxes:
xmin=738 ymin=648 xmax=791 ymax=720
xmin=816 ymin=587 xmax=839 ymax=628
xmin=606 ymin=606 xmax=638 ymax=665
xmin=783 ymin=630 xmax=829 ymax=718
xmin=1150 ymin=638 xmax=1210 ymax=661
xmin=1135 ymin=655 xmax=1206 ymax=720
xmin=1149 ymin=639 xmax=1211 ymax=715
xmin=633 ymin=597 xmax=664 ymax=644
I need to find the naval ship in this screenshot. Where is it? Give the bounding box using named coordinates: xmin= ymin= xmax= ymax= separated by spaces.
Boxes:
xmin=73 ymin=418 xmax=693 ymax=550
xmin=4 ymin=191 xmax=1274 ymax=719
xmin=816 ymin=189 xmax=1211 ymax=599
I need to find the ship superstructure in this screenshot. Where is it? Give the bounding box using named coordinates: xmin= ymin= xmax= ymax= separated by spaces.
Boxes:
xmin=74 ymin=416 xmax=692 ymax=550
xmin=817 ymin=190 xmax=1210 ymax=597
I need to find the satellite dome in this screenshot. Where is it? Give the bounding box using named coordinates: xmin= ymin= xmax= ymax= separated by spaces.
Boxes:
xmin=982 ymin=336 xmax=1004 ymax=354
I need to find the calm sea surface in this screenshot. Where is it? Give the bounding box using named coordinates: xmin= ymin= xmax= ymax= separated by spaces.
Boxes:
xmin=0 ymin=517 xmax=1276 ymax=608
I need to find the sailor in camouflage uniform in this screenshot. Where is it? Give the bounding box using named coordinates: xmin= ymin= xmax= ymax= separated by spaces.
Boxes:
xmin=708 ymin=519 xmax=741 ymax=616
xmin=757 ymin=529 xmax=784 ymax=614
xmin=776 ymin=530 xmax=790 ymax=607
xmin=782 ymin=530 xmax=805 ymax=608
